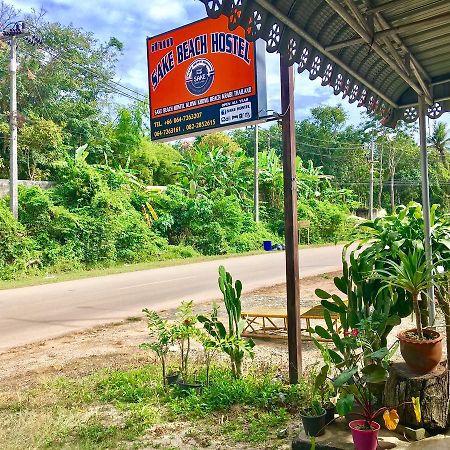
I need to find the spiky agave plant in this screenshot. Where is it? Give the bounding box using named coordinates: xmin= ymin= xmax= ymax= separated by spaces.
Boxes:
xmin=377 ymin=247 xmax=435 ymax=340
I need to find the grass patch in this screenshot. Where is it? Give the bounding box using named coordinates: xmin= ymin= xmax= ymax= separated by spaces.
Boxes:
xmin=221 ymin=408 xmax=288 ymax=443
xmin=0 ymin=363 xmax=307 ymax=449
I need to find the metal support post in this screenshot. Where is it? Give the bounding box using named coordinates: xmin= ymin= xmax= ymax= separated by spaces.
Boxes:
xmin=9 ymin=35 xmax=18 ymax=219
xmin=254 ymin=124 xmax=259 ymax=223
xmin=280 ymin=56 xmax=302 ymax=383
xmin=418 ymin=95 xmax=436 ymax=326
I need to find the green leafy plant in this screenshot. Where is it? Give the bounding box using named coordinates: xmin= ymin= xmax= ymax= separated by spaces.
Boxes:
xmin=197 ymin=304 xmax=220 ymax=386
xmin=301 ymin=365 xmax=329 ymax=416
xmin=139 ymin=309 xmax=173 ymax=384
xmin=172 ymin=300 xmax=198 ymax=380
xmin=313 ymin=325 xmax=421 ymax=433
xmin=198 ymin=266 xmax=255 ymax=378
xmin=314 ymin=246 xmax=411 ymax=352
xmin=334 ymin=367 xmax=420 ymax=432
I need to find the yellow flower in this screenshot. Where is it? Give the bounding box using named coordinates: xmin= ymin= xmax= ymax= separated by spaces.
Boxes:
xmin=383 ymin=409 xmax=400 ymax=430
xmin=412 ymin=397 xmax=421 ymax=422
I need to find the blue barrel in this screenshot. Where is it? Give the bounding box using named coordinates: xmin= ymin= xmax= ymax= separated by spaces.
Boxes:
xmin=263 ymin=240 xmax=272 ymax=251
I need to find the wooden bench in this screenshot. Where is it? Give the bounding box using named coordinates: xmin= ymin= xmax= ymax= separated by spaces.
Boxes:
xmin=241 ymin=304 xmax=341 ymax=341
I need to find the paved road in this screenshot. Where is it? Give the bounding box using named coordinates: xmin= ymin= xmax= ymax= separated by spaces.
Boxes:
xmin=0 ymin=245 xmax=343 ymax=352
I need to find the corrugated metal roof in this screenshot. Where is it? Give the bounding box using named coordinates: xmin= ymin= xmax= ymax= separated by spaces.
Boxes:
xmin=199 ymin=0 xmax=450 ymax=127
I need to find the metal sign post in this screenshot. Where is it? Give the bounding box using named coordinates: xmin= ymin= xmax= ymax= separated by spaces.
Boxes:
xmin=418 ymin=95 xmax=436 ymax=326
xmin=254 ymin=124 xmax=259 ymax=222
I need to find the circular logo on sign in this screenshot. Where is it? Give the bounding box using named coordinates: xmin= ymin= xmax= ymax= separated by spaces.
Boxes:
xmin=185 ymin=58 xmax=215 ymax=96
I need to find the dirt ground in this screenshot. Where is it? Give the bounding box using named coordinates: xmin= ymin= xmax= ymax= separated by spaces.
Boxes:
xmin=2 ymin=270 xmax=445 ymax=395
xmin=0 ymin=272 xmax=340 ymax=394
xmin=0 ymin=271 xmax=448 ymax=450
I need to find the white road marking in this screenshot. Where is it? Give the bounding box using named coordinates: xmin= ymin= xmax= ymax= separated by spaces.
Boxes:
xmin=118 ymin=276 xmax=195 ymax=290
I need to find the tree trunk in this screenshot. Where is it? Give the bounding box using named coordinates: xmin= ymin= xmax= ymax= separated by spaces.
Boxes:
xmin=161 ymin=356 xmax=167 ymax=385
xmin=390 ymin=171 xmax=395 ymax=213
xmin=384 ymin=361 xmax=450 ymax=432
xmin=234 ymin=358 xmax=243 ymax=378
xmin=378 ymin=146 xmax=383 ymax=209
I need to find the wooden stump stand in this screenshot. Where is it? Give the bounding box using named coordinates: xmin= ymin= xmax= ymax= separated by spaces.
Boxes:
xmin=384 ymin=361 xmax=450 ymax=433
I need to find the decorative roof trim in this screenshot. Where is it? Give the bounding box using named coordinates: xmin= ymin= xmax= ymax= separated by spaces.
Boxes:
xmin=199 ymin=0 xmax=450 ymax=128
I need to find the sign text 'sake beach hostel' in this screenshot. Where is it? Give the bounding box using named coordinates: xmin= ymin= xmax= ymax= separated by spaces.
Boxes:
xmin=147 ymin=16 xmax=266 ymax=141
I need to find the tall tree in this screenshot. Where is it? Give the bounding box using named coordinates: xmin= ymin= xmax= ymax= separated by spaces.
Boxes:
xmin=428 ymin=122 xmax=450 ymax=168
xmin=0 ymin=6 xmax=124 ymax=170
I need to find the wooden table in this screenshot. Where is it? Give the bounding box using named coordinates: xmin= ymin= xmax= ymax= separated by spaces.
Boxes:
xmin=241 ymin=304 xmax=341 ymax=340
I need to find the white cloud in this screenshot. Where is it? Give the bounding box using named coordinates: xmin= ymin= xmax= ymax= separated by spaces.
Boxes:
xmin=147 ymin=0 xmax=188 ymax=22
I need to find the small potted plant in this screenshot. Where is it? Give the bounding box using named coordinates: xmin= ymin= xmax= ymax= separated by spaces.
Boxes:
xmin=378 ymin=248 xmax=443 ymax=374
xmin=165 ymin=368 xmax=180 ymax=385
xmin=171 ymin=300 xmax=203 ymax=392
xmin=140 ymin=308 xmax=173 ymax=385
xmin=197 ymin=304 xmax=220 ymax=386
xmin=299 ymin=365 xmax=328 ymax=437
xmin=334 ymin=369 xmax=421 ymax=450
xmin=322 ymin=382 xmax=337 ymax=425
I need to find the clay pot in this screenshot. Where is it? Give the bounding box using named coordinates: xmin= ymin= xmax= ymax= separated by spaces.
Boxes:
xmin=349 ymin=420 xmax=380 ymax=450
xmin=398 ymin=328 xmax=443 ymax=374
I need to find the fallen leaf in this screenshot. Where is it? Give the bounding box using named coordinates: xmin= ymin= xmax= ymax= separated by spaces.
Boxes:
xmin=412 ymin=397 xmax=421 ymax=422
xmin=383 ymin=409 xmax=399 ymax=430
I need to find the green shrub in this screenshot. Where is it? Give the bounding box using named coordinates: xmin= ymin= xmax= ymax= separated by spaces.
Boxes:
xmin=231 ymin=222 xmax=277 ymax=253
xmin=53 ymin=161 xmax=106 ymax=208
xmin=312 ymin=199 xmax=349 ymax=243
xmin=297 ymin=199 xmax=350 ymax=244
xmin=0 ymin=201 xmax=36 ymax=279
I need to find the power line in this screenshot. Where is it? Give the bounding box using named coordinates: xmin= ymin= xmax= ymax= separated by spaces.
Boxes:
xmin=20 ymin=47 xmax=149 ymax=105
xmin=37 ymin=39 xmax=147 ymax=99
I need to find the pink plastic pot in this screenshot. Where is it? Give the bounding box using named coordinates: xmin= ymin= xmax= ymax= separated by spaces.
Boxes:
xmin=349 ymin=420 xmax=380 ymax=450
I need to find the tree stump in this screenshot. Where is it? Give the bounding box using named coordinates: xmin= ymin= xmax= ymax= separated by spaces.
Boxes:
xmin=383 ymin=361 xmax=450 ymax=433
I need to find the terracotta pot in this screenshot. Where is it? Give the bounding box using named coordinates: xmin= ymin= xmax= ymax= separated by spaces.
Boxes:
xmin=398 ymin=328 xmax=443 ymax=374
xmin=349 ymin=420 xmax=380 ymax=450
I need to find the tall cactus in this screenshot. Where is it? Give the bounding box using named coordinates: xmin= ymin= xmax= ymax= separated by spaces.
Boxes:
xmin=218 ymin=265 xmax=243 ymax=337
xmin=199 ymin=266 xmax=254 ymax=378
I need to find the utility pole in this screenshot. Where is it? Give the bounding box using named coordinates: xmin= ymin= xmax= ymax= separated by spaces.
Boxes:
xmin=369 ymin=135 xmax=374 ymax=220
xmin=2 ymin=21 xmax=41 ymax=219
xmin=280 ymin=55 xmax=302 ymax=383
xmin=254 ymin=124 xmax=259 ymax=222
xmin=9 ymin=35 xmax=18 ymax=218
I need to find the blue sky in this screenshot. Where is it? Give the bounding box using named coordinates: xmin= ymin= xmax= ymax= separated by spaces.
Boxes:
xmin=13 ymin=0 xmax=449 ymax=131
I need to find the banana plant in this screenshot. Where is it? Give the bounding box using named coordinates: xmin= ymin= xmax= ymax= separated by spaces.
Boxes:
xmin=198 ymin=266 xmax=254 ymax=378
